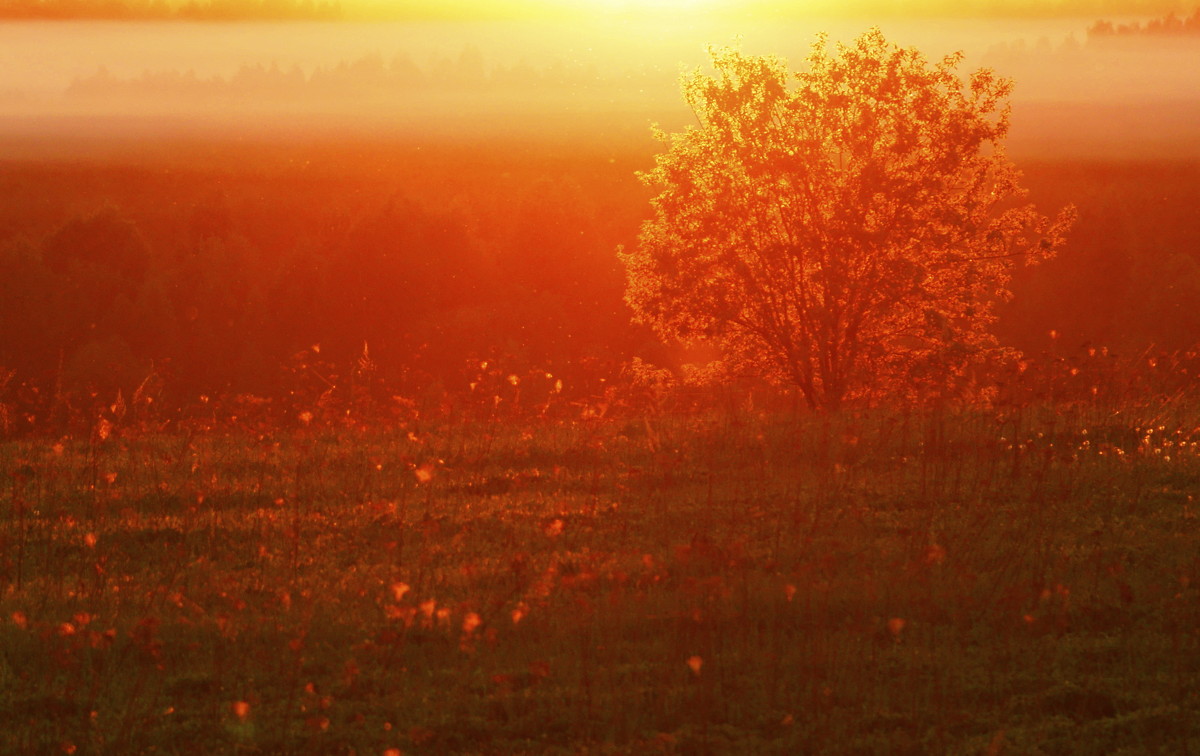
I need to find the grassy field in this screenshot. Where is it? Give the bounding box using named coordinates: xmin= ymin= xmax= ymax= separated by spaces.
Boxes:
xmin=2 ymin=394 xmax=1199 ymax=754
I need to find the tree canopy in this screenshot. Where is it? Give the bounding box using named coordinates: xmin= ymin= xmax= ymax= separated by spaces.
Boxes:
xmin=621 ymin=29 xmax=1075 ymax=409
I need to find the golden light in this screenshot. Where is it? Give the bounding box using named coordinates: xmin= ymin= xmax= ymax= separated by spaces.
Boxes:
xmin=347 ymin=0 xmax=740 ymax=20
xmin=557 ymin=0 xmax=726 ymax=12
xmin=345 ymin=0 xmax=1092 ymax=21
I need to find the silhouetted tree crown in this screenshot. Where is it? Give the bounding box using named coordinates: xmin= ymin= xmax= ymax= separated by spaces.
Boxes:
xmin=622 ymin=29 xmax=1075 ymax=409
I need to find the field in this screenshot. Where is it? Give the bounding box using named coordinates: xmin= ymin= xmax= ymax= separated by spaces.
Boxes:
xmin=3 ymin=385 xmax=1199 ymax=755
xmin=3 ymin=7 xmax=1200 ymax=754
xmin=1 ymin=135 xmax=1199 ymax=755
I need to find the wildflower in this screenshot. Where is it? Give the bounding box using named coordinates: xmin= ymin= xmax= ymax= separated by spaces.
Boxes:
xmin=462 ymin=612 xmax=481 ymax=635
xmin=307 ymin=716 xmax=330 ymax=732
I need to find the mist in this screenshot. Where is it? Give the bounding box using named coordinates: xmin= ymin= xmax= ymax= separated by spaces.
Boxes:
xmin=0 ymin=16 xmax=1197 ymax=158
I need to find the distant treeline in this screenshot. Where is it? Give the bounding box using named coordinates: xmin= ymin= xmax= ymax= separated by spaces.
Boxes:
xmin=982 ymin=8 xmax=1200 ymax=59
xmin=0 ymin=0 xmax=340 ymax=19
xmin=0 ymin=144 xmax=642 ymax=409
xmin=0 ymin=144 xmax=1197 ymax=419
xmin=977 ymin=10 xmax=1200 ymax=103
xmin=61 ymin=19 xmax=1200 ymax=108
xmin=1089 ymin=9 xmax=1200 ymax=38
xmin=66 ymin=48 xmax=642 ymax=102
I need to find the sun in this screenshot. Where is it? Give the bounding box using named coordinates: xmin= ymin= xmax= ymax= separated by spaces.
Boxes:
xmin=568 ymin=0 xmax=721 ymax=8
xmin=560 ymin=0 xmax=731 ymax=15
xmin=348 ymin=0 xmax=739 ymax=20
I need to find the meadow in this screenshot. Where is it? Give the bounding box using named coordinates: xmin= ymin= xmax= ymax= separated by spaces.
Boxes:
xmin=0 ymin=135 xmax=1198 ymax=754
xmin=2 ymin=371 xmax=1199 ymax=755
xmin=2 ymin=7 xmax=1199 ymax=753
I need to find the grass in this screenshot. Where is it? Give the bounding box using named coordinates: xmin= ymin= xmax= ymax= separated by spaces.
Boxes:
xmin=2 ymin=395 xmax=1199 ymax=754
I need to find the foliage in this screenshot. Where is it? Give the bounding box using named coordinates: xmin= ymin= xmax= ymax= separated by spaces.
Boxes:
xmin=623 ymin=30 xmax=1075 ymax=409
xmin=0 ymin=155 xmax=635 ymax=402
xmin=1 ymin=143 xmax=1196 ymax=405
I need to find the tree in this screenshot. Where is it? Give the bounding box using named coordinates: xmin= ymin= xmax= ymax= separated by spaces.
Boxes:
xmin=620 ymin=29 xmax=1075 ymax=409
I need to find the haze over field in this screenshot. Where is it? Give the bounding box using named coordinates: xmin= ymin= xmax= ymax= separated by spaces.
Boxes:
xmin=1 ymin=7 xmax=1198 ymax=158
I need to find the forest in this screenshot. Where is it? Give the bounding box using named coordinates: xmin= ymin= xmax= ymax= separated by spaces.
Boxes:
xmin=1 ymin=136 xmax=1198 ymax=432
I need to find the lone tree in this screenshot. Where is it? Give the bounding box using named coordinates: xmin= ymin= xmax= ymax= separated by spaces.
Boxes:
xmin=621 ymin=29 xmax=1074 ymax=409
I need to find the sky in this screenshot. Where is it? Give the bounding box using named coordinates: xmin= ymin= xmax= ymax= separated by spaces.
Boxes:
xmin=0 ymin=0 xmax=1193 ymax=19
xmin=345 ymin=0 xmax=1187 ymax=20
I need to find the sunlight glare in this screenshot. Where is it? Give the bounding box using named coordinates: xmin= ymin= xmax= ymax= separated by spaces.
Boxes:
xmin=350 ymin=0 xmax=739 ymax=19
xmin=566 ymin=0 xmax=723 ymax=11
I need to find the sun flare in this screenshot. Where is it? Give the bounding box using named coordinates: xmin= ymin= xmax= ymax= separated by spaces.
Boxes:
xmin=562 ymin=0 xmax=725 ymax=10
xmin=349 ymin=0 xmax=741 ymax=20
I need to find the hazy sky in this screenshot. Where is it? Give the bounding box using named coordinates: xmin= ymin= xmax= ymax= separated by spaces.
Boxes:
xmin=0 ymin=0 xmax=1190 ymax=19
xmin=0 ymin=6 xmax=1197 ymax=157
xmin=0 ymin=16 xmax=1130 ymax=95
xmin=341 ymin=0 xmax=1189 ymax=20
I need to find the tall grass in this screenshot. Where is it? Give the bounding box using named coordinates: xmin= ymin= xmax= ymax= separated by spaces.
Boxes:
xmin=1 ymin=385 xmax=1199 ymax=754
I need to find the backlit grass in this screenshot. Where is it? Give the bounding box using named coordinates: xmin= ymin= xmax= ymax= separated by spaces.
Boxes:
xmin=2 ymin=398 xmax=1199 ymax=754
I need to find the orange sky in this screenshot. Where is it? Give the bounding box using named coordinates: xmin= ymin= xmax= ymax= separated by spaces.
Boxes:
xmin=0 ymin=0 xmax=1196 ymax=159
xmin=344 ymin=0 xmax=1190 ymax=20
xmin=0 ymin=0 xmax=1191 ymax=20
